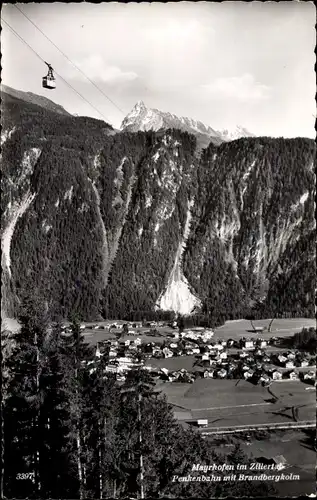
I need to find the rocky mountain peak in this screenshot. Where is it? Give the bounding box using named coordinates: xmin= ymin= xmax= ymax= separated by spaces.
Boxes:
xmin=120 ymin=101 xmax=254 ymax=149
xmin=134 ymin=99 xmax=146 ymax=110
xmin=219 ymin=125 xmax=255 ymax=141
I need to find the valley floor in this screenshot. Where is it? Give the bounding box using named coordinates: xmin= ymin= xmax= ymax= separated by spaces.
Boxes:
xmin=3 ymin=315 xmax=315 ymax=496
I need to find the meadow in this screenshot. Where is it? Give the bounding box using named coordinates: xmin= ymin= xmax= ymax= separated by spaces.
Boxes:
xmin=212 ymin=318 xmax=316 ymax=341
xmin=156 ymin=378 xmax=315 ymax=428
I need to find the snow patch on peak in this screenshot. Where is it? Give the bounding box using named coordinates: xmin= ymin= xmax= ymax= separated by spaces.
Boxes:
xmin=120 ymin=102 xmax=222 ymax=141
xmin=219 ymin=125 xmax=254 ymax=141
xmin=135 ymin=100 xmax=146 ymax=110
xmin=120 ymin=101 xmax=149 ymax=130
xmin=121 ymin=101 xmax=253 ymax=146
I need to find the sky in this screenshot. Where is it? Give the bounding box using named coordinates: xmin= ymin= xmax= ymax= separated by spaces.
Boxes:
xmin=1 ymin=2 xmax=316 ymax=137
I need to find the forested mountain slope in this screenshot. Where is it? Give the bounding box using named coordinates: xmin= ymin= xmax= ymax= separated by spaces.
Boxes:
xmin=183 ymin=138 xmax=315 ymax=323
xmin=1 ymin=84 xmax=70 ymax=116
xmin=1 ymin=90 xmax=315 ymax=322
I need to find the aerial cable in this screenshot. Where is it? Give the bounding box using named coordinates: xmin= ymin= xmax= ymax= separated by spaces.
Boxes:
xmin=1 ymin=18 xmax=110 ymax=122
xmin=2 ymin=19 xmax=106 ymax=120
xmin=14 ymin=4 xmax=125 ymax=115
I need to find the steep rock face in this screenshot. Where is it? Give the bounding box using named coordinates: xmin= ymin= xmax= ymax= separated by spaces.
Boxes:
xmin=121 ymin=100 xmax=224 ymax=149
xmin=102 ymin=130 xmax=198 ymax=318
xmin=157 ymin=199 xmax=202 ymax=314
xmin=183 ymin=138 xmax=315 ymax=320
xmin=121 ymin=101 xmax=254 ymax=150
xmin=1 ymin=90 xmax=315 ymax=322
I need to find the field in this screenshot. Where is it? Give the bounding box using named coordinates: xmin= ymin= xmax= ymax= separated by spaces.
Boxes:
xmin=156 ymin=378 xmax=315 ymax=428
xmin=82 ymin=323 xmax=175 ymax=346
xmin=146 ymin=355 xmax=197 ymax=372
xmin=212 ymin=318 xmax=316 ymax=341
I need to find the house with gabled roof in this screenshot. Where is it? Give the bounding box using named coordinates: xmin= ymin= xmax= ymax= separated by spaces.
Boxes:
xmin=243 ymin=340 xmax=255 ymax=350
xmin=272 ymin=370 xmax=282 ymax=381
xmin=300 ymin=360 xmax=309 ymax=368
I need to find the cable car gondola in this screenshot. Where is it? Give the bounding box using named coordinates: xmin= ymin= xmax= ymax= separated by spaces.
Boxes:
xmin=42 ymin=61 xmax=56 ymax=89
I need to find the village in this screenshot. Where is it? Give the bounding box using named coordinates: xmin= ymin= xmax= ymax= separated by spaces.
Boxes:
xmin=74 ymin=320 xmax=316 ymax=387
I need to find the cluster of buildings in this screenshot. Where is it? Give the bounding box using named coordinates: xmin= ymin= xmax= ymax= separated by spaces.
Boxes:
xmin=79 ymin=337 xmax=144 ymax=381
xmin=81 ymin=328 xmax=315 ymax=386
xmin=82 ymin=320 xmax=167 ymax=332
xmin=174 ymin=338 xmax=315 ymax=385
xmin=76 ymin=321 xmax=315 ymax=386
xmin=274 ymin=351 xmax=313 ymax=369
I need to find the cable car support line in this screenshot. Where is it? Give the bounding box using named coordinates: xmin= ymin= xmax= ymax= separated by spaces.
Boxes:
xmin=2 ymin=18 xmax=110 ymax=122
xmin=13 ymin=4 xmax=125 ymax=115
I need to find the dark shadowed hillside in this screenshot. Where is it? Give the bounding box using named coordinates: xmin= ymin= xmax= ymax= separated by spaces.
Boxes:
xmin=1 ymin=84 xmax=71 ymax=116
xmin=1 ymin=89 xmax=315 ymax=322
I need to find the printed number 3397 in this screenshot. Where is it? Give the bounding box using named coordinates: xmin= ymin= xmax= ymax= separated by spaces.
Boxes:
xmin=16 ymin=473 xmax=35 ymax=480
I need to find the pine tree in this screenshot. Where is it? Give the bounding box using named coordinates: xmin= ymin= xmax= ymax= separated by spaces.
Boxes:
xmin=3 ymin=294 xmax=49 ymax=498
xmin=65 ymin=319 xmax=94 ymax=499
xmin=1 ymin=327 xmax=15 ymax=499
xmin=38 ymin=321 xmax=79 ymax=498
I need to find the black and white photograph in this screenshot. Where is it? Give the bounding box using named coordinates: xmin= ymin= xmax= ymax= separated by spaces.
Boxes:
xmin=1 ymin=1 xmax=316 ymax=498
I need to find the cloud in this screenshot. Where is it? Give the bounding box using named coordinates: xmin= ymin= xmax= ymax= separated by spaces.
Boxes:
xmin=72 ymin=55 xmax=138 ymax=85
xmin=202 ymin=74 xmax=270 ymax=101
